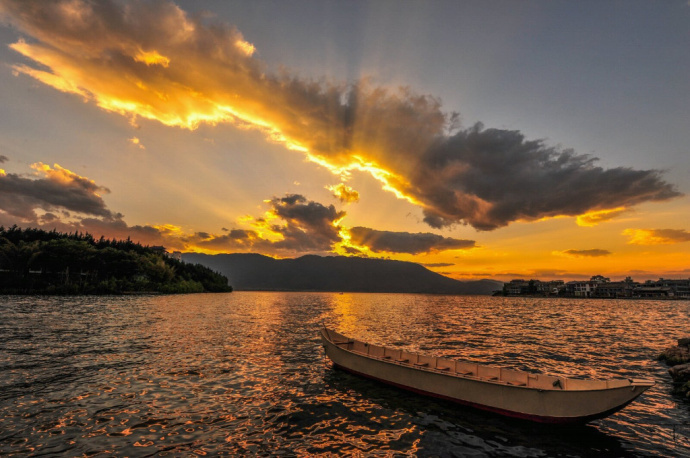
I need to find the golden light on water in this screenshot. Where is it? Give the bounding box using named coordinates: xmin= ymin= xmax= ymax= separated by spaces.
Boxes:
xmin=1 ymin=292 xmax=688 ymax=454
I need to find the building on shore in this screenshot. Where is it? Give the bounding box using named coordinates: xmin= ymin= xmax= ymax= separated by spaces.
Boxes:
xmin=505 ymin=275 xmax=690 ymax=299
xmin=506 ymin=279 xmax=564 ymax=296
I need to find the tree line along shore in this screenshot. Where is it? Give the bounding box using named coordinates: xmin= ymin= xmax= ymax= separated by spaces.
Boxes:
xmin=0 ymin=226 xmax=232 ymax=295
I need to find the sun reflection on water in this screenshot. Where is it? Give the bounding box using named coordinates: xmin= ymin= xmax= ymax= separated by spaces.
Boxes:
xmin=0 ymin=293 xmax=688 ymax=456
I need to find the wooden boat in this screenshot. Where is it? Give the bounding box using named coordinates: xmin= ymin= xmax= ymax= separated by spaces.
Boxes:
xmin=320 ymin=327 xmax=654 ymax=424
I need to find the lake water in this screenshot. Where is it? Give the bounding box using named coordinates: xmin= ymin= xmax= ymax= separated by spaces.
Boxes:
xmin=1 ymin=292 xmax=688 ymax=456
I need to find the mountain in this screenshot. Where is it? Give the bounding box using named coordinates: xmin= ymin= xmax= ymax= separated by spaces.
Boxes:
xmin=182 ymin=253 xmax=502 ymax=295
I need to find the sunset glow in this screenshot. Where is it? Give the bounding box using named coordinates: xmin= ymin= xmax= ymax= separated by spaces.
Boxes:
xmin=0 ymin=0 xmax=687 ymax=281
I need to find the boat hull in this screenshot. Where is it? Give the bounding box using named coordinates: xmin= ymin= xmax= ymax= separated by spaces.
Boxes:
xmin=321 ymin=328 xmax=653 ymax=424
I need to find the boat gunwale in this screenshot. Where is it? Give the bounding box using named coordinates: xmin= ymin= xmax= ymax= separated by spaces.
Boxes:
xmin=321 ymin=327 xmax=654 ymax=393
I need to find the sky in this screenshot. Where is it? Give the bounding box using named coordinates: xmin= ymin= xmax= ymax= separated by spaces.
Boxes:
xmin=0 ymin=0 xmax=688 ymax=282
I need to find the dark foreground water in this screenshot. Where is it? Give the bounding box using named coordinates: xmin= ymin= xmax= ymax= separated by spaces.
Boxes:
xmin=1 ymin=293 xmax=688 ymax=456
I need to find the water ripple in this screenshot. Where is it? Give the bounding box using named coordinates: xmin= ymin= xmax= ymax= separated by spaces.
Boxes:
xmin=0 ymin=293 xmax=688 ymax=456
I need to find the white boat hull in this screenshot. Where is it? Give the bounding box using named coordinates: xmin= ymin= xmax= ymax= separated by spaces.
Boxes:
xmin=320 ymin=328 xmax=654 ymax=424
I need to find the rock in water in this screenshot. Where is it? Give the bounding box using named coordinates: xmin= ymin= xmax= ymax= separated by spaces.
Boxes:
xmin=659 ymin=337 xmax=690 ymax=398
xmin=668 ymin=363 xmax=690 ymax=398
xmin=658 ymin=338 xmax=690 ymax=366
xmin=669 ymin=363 xmax=690 ymax=380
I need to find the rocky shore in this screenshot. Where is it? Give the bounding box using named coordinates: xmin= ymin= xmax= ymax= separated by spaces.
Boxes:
xmin=658 ymin=337 xmax=690 ymax=398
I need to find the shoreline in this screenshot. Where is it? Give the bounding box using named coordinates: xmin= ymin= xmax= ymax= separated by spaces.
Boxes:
xmin=498 ymin=294 xmax=689 ymax=301
xmin=1 ymin=290 xmax=686 ymax=299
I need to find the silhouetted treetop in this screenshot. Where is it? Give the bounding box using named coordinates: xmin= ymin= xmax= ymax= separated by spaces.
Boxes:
xmin=0 ymin=226 xmax=231 ymax=294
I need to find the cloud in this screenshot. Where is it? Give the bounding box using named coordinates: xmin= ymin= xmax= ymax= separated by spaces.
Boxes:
xmin=327 ymin=183 xmax=360 ymax=203
xmin=1 ymin=161 xmax=460 ymax=257
xmin=560 ymin=249 xmax=612 ymax=258
xmin=623 ymin=228 xmax=690 ymax=245
xmin=1 ymin=0 xmax=681 ymax=231
xmin=575 ymin=207 xmax=629 ymax=227
xmin=0 ymin=161 xmax=373 ymax=256
xmin=341 ymin=245 xmax=365 ymax=255
xmin=0 ymin=162 xmax=113 ymax=221
xmin=0 ymin=160 xmax=185 ymax=248
xmin=416 ymin=128 xmax=680 ymax=230
xmin=129 ymin=137 xmax=145 ymax=149
xmin=348 ymin=226 xmax=476 ymax=254
xmin=0 ymin=155 xmax=8 ymax=163
xmin=422 ymin=262 xmax=455 ymax=268
xmin=192 ymin=228 xmax=261 ymax=252
xmin=180 ymin=194 xmax=346 ymax=254
xmin=264 ymin=194 xmax=345 ymax=253
xmin=77 ymin=217 xmax=170 ymax=246
xmin=168 ymin=193 xmax=478 ymax=256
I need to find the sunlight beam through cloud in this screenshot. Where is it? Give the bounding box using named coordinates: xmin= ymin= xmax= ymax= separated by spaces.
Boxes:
xmin=0 ymin=0 xmax=681 ymax=232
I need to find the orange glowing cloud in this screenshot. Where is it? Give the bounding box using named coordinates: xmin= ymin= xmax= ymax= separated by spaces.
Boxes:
xmin=557 ymin=249 xmax=612 ymax=258
xmin=623 ymin=228 xmax=690 ymax=245
xmin=576 ymin=207 xmax=629 ymax=227
xmin=1 ymin=157 xmax=477 ymax=257
xmin=133 ymin=49 xmax=170 ymax=67
xmin=128 ymin=137 xmax=145 ymax=149
xmin=31 ymin=162 xmax=109 ymax=197
xmin=235 ymin=39 xmax=256 ymax=57
xmin=0 ymin=162 xmax=112 ymax=221
xmin=327 ymin=183 xmax=360 ymax=203
xmin=1 ymin=0 xmax=680 ymax=231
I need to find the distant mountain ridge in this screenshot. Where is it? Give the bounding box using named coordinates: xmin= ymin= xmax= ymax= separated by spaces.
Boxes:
xmin=183 ymin=253 xmax=502 ymax=295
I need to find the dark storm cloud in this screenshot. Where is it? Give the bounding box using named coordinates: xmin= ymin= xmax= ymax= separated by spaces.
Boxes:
xmin=416 ymin=124 xmax=681 ymax=230
xmin=349 ymin=226 xmax=475 ymax=254
xmin=562 ymin=249 xmax=612 ymax=258
xmin=265 ymin=194 xmax=345 ymax=253
xmin=0 ymin=165 xmax=113 ymax=221
xmin=38 ymin=212 xmax=59 ymax=223
xmin=228 ymin=229 xmax=252 ymax=239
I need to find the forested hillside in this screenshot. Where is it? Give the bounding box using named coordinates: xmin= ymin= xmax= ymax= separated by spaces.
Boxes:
xmin=0 ymin=226 xmax=231 ymax=294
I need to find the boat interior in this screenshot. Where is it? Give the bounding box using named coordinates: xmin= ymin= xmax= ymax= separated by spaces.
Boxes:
xmin=323 ymin=328 xmax=640 ymax=391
